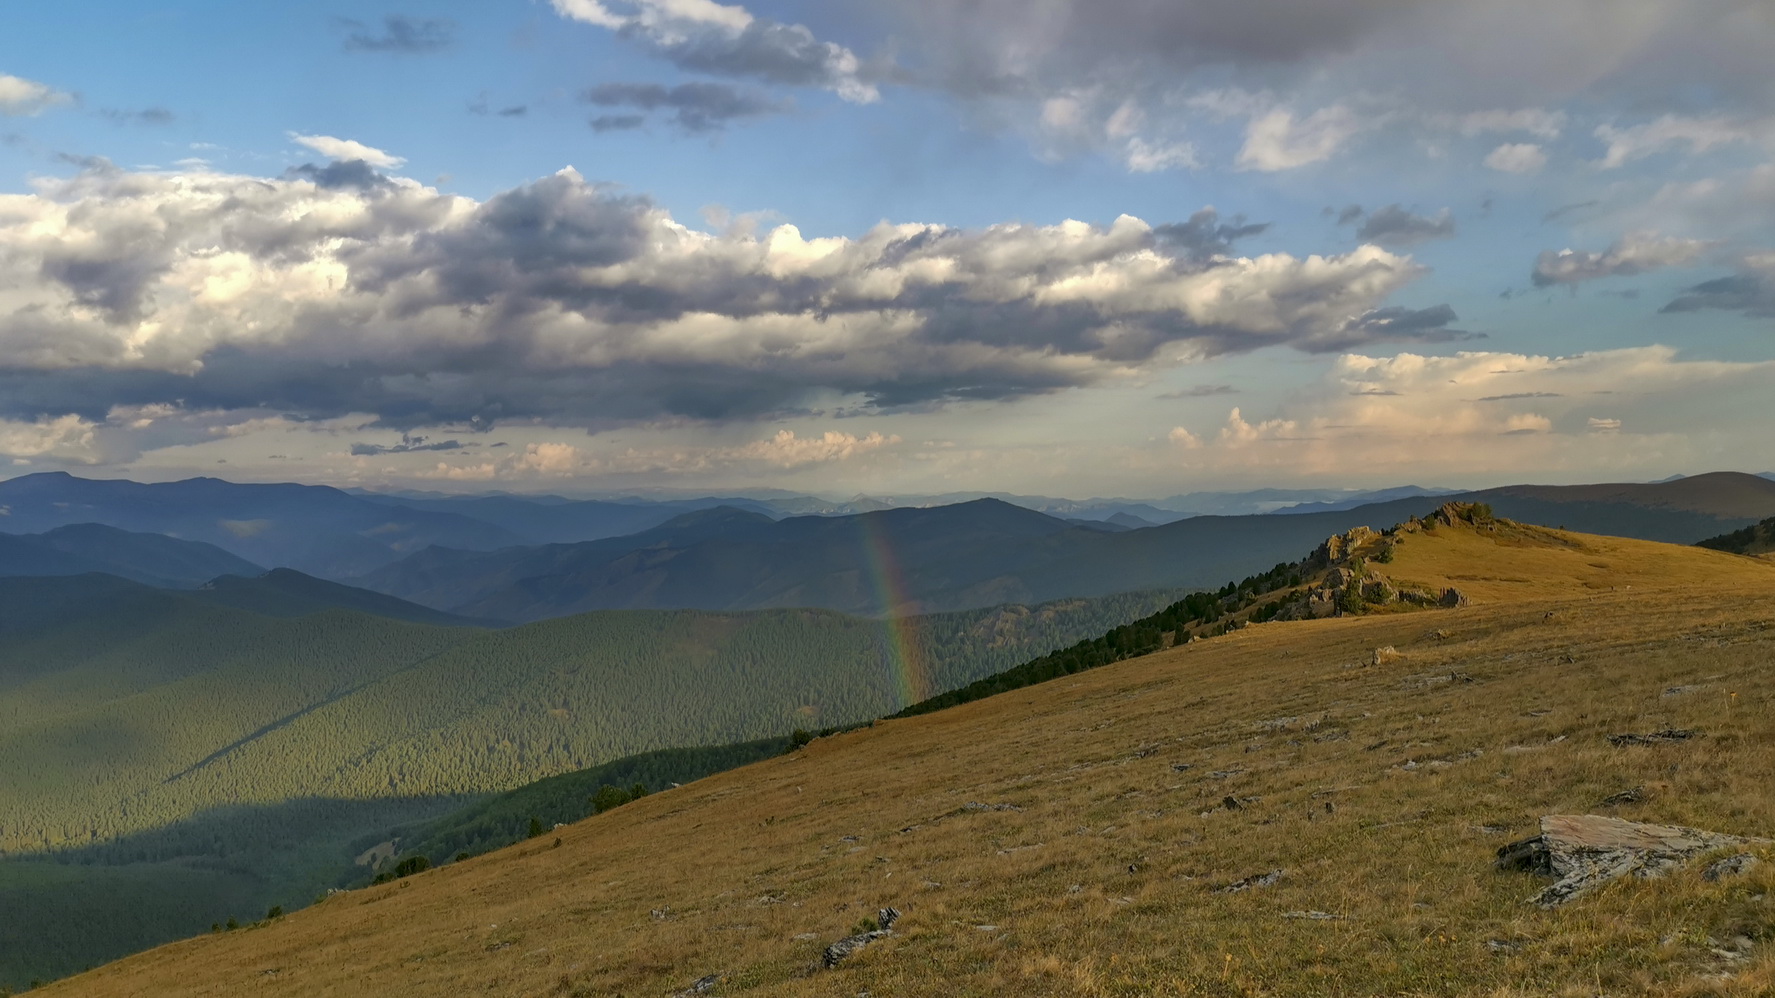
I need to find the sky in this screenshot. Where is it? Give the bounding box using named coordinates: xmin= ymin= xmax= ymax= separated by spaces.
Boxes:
xmin=1 ymin=0 xmax=1773 ymax=499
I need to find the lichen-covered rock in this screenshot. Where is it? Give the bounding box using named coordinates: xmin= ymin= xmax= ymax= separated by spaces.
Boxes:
xmin=1496 ymin=815 xmax=1769 ymax=907
xmin=1704 ymin=853 xmax=1759 ymax=882
xmin=1438 ymin=587 xmax=1469 ymax=608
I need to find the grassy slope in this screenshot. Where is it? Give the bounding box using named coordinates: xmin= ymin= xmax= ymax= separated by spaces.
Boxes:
xmin=47 ymin=522 xmax=1775 ymax=998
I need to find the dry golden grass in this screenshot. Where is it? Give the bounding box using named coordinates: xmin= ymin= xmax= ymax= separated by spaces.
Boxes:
xmin=42 ymin=525 xmax=1775 ymax=998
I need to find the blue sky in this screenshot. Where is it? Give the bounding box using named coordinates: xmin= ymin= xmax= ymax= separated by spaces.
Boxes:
xmin=1 ymin=0 xmax=1772 ymax=497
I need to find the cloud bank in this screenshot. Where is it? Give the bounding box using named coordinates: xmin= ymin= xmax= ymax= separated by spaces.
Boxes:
xmin=0 ymin=160 xmax=1454 ymax=435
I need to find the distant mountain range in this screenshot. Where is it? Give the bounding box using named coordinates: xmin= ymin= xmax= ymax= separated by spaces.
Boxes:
xmin=348 ymin=472 xmax=1775 ymax=621
xmin=5 ymin=471 xmax=1774 ymax=616
xmin=0 ymin=473 xmax=523 ymax=577
xmin=732 ymin=485 xmax=1462 ymax=522
xmin=0 ymin=523 xmax=262 ymax=588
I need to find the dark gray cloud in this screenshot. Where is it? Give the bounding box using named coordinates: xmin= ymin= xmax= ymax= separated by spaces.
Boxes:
xmin=469 ymin=100 xmax=529 ymax=117
xmin=1354 ymin=205 xmax=1456 ymax=246
xmin=350 ymin=435 xmax=467 ymax=456
xmin=339 ymin=15 xmax=456 ymax=54
xmin=101 ymin=107 xmax=174 ymax=126
xmin=1328 ymin=304 xmax=1476 ymax=350
xmin=1532 ymin=233 xmax=1708 ymax=287
xmin=284 ymin=159 xmax=395 ymax=191
xmin=1158 ymin=384 xmax=1239 ymax=399
xmin=582 ymin=82 xmax=790 ymax=132
xmin=874 ymin=0 xmax=1775 ymax=111
xmin=0 ymin=164 xmax=1443 ymax=430
xmin=1542 ymin=200 xmax=1600 ymax=223
xmin=590 ymin=114 xmax=647 ymax=132
xmin=1660 ymin=274 xmax=1775 ymax=317
xmin=1151 ymin=208 xmax=1269 ymax=260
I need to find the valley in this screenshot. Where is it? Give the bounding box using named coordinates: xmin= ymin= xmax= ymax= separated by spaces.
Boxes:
xmin=32 ymin=503 xmax=1775 ymax=996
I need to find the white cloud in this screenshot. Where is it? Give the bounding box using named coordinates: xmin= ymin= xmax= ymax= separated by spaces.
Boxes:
xmin=1161 ymin=346 xmax=1775 ymax=479
xmin=0 ymin=73 xmax=73 ymax=116
xmin=289 ymin=133 xmax=406 ymax=168
xmin=1532 ymin=231 xmax=1711 ymax=286
xmin=1593 ymin=114 xmax=1763 ymax=169
xmin=1237 ymin=106 xmax=1364 ymax=172
xmin=1484 ymin=142 xmax=1548 ymax=174
xmin=1123 ymin=137 xmax=1199 ymax=173
xmin=1456 ymin=108 xmax=1566 ymax=139
xmin=550 ymin=0 xmax=878 ymax=103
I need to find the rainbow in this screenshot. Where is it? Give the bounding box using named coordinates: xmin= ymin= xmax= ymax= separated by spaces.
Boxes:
xmin=858 ymin=512 xmax=931 ymax=707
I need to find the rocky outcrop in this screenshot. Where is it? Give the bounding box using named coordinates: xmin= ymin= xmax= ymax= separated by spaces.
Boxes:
xmin=1318 ymin=526 xmax=1383 ymax=564
xmin=822 ymin=907 xmax=901 ymax=968
xmin=1495 ymin=814 xmax=1769 ymax=907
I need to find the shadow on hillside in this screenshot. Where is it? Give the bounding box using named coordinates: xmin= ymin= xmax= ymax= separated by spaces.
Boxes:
xmin=0 ymin=794 xmax=464 ymax=991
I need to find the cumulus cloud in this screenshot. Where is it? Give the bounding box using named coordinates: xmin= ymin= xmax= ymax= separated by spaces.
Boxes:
xmin=551 ymin=0 xmax=879 ymax=102
xmin=0 ymin=73 xmax=74 ymax=116
xmin=1355 ymin=205 xmax=1456 ymax=246
xmin=0 ymin=415 xmax=99 ymax=463
xmin=727 ymin=429 xmax=899 ymax=466
xmin=1532 ymin=232 xmax=1711 ymax=286
xmin=583 ymin=81 xmax=789 ymax=132
xmin=289 ymin=133 xmax=405 ymax=169
xmin=1484 ymin=142 xmax=1548 ymax=174
xmin=339 ymin=15 xmax=456 ymax=54
xmin=0 ymin=161 xmax=1456 ymax=437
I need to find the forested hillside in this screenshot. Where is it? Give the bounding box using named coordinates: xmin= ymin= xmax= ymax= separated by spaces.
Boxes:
xmin=0 ymin=577 xmax=1176 ymax=988
xmin=0 ymin=584 xmax=1176 ymax=854
xmin=1698 ymin=515 xmax=1775 ymax=556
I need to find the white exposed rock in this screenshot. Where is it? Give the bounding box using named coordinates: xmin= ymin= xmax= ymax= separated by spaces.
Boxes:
xmin=1496 ymin=814 xmax=1770 ymax=907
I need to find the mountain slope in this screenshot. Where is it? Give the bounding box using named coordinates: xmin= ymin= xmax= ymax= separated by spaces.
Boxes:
xmin=0 ymin=524 xmax=263 ymax=588
xmin=190 ymin=569 xmax=495 ymax=627
xmin=0 ymin=473 xmax=527 ymax=577
xmin=48 ymin=518 xmax=1775 ymax=997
